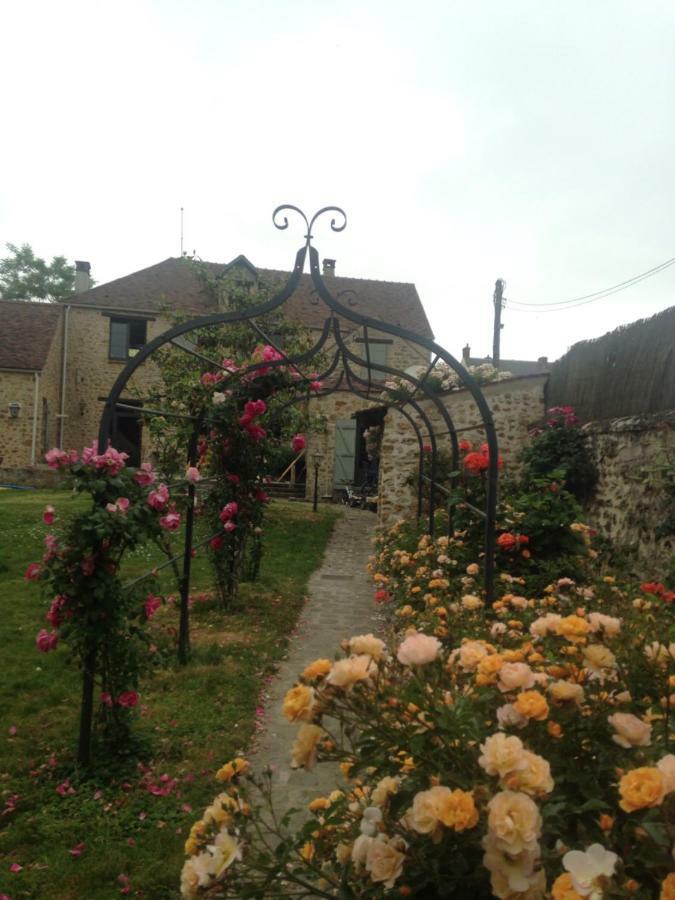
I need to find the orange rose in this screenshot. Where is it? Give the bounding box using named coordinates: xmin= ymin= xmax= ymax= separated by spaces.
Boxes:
xmin=514 ymin=690 xmax=549 ymax=721
xmin=551 ymin=873 xmax=583 ymax=899
xmin=661 ymin=873 xmax=675 ymax=900
xmin=556 ymin=615 xmax=590 ymax=642
xmin=302 ymin=658 xmax=332 ymax=680
xmin=618 ymin=767 xmax=666 ymax=812
xmin=282 ymin=684 xmax=316 ymax=722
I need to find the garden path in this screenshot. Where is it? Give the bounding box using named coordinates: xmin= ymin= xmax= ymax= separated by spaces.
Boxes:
xmin=251 ymin=506 xmax=380 ymax=814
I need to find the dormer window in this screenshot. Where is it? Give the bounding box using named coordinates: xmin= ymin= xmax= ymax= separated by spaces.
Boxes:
xmin=109 ymin=317 xmax=147 ymax=360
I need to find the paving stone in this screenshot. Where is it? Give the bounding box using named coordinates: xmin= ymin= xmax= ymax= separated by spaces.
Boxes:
xmin=251 ymin=507 xmax=380 ymax=819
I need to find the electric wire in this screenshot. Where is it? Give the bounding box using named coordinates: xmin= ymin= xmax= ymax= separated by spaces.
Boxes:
xmin=506 ymin=255 xmax=675 ymax=312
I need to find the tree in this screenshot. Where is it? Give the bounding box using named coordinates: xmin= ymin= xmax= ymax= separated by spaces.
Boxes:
xmin=0 ymin=242 xmax=75 ymax=300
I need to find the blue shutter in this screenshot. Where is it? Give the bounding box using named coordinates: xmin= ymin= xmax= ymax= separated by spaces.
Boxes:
xmin=333 ymin=419 xmax=357 ymax=488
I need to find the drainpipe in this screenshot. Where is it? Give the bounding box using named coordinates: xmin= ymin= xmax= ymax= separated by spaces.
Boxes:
xmin=58 ymin=304 xmax=70 ymax=447
xmin=31 ymin=371 xmax=40 ymax=465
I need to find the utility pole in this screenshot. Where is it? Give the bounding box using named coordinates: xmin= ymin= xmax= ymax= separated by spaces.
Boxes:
xmin=492 ymin=279 xmax=505 ymax=367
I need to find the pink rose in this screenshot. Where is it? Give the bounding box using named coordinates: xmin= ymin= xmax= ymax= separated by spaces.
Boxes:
xmin=82 ymin=442 xmax=98 ymax=464
xmin=148 ymin=484 xmax=170 ymax=510
xmin=291 ymin=434 xmax=306 ymax=453
xmin=223 ymin=521 xmax=237 ymax=532
xmin=159 ymin=511 xmax=181 ymax=531
xmin=209 ymin=535 xmax=223 ymax=550
xmin=144 ymin=594 xmax=162 ymax=619
xmin=309 ymin=380 xmax=322 ymax=392
xmin=219 ymin=502 xmax=238 ymax=522
xmin=43 ymin=505 xmax=55 ymax=525
xmin=94 ymin=446 xmax=128 ymax=475
xmin=226 ymin=473 xmax=240 ymax=484
xmin=36 ymin=629 xmax=59 ymax=652
xmin=133 ymin=462 xmax=156 ymax=486
xmin=245 ymin=423 xmax=267 ymax=443
xmin=397 ymin=632 xmax=441 ymax=666
xmin=185 ymin=466 xmax=201 ymax=484
xmin=254 ymin=488 xmax=270 ymax=504
xmin=45 ymin=447 xmax=69 ymax=469
xmin=106 ymin=497 xmax=130 ymax=515
xmin=116 ymin=691 xmax=139 ymax=708
xmin=24 ymin=563 xmax=42 ymax=581
xmin=100 ymin=692 xmax=113 ymax=707
xmin=46 ymin=595 xmax=69 ymax=627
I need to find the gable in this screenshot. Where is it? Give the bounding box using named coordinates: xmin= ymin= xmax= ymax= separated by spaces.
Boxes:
xmin=0 ymin=300 xmax=62 ymax=371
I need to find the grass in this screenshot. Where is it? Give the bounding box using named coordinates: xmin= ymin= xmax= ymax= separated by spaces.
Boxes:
xmin=0 ymin=488 xmax=341 ymax=899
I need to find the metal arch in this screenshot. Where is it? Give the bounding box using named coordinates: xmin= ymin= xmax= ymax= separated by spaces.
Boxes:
xmin=97 ymin=203 xmax=498 ymax=602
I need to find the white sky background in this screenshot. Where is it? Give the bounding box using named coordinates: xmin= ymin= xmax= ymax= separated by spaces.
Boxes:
xmin=1 ymin=0 xmax=674 ymax=362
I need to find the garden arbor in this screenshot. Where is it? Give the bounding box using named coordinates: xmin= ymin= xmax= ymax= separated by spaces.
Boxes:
xmin=97 ymin=200 xmax=498 ymax=640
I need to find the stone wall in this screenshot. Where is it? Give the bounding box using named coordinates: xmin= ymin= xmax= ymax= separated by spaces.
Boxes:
xmin=306 ymin=392 xmax=375 ymax=500
xmin=582 ymin=411 xmax=674 ymax=573
xmin=0 ymin=371 xmax=39 ymax=466
xmin=377 ymin=374 xmax=548 ymax=526
xmin=62 ymin=307 xmax=170 ymax=455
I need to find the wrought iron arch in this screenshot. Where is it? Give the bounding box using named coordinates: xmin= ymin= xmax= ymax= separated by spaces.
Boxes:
xmin=98 ymin=203 xmax=499 ymax=590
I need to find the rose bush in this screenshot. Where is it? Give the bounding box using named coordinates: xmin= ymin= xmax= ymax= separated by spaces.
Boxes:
xmin=180 ymin=519 xmax=673 ymax=897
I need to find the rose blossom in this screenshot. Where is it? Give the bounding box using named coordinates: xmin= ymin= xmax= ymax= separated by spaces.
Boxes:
xmin=291 ymin=434 xmax=306 ymax=453
xmin=185 ymin=466 xmax=201 ymax=484
xmin=349 ymin=633 xmax=386 ymax=660
xmin=365 ymin=836 xmax=406 ymax=888
xmin=116 ymin=691 xmax=139 ymax=708
xmin=282 ymin=685 xmax=316 ymax=723
xmin=502 ymin=751 xmax=554 ymax=796
xmin=159 ymin=511 xmax=181 ymax=531
xmin=608 ymin=712 xmax=652 ymax=748
xmin=42 ymin=505 xmax=55 ymax=525
xmin=35 ymin=629 xmax=59 ymax=652
xmin=497 ymin=662 xmax=535 ymax=693
xmin=487 ymin=790 xmax=542 ymax=855
xmin=563 ymin=843 xmax=618 ymax=897
xmin=496 ymin=703 xmax=528 ymax=730
xmin=328 ymin=655 xmax=375 ymax=689
xmin=548 ymin=680 xmax=585 ymax=704
xmin=397 ymin=632 xmax=441 ymax=666
xmin=144 ymin=594 xmax=162 ymax=619
xmin=133 ymin=462 xmax=156 ymax=486
xmin=290 ymin=724 xmax=324 ymax=769
xmin=656 ymin=754 xmax=675 ymax=793
xmin=478 ymin=733 xmax=528 ymax=778
xmin=24 ymin=563 xmax=42 ymax=581
xmin=587 ymin=612 xmax=621 ymax=636
xmin=148 ymin=483 xmax=170 ymax=510
xmin=456 ymin=640 xmax=489 ymax=671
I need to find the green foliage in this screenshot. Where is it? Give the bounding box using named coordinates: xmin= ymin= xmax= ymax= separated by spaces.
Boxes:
xmin=0 ymin=241 xmax=76 ymax=300
xmin=520 ymin=407 xmax=597 ymax=503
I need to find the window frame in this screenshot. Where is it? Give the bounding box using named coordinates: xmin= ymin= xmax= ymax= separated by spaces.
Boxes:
xmin=107 ymin=315 xmax=149 ymax=361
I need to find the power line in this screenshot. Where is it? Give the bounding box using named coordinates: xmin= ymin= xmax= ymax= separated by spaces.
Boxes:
xmin=506 ymin=255 xmax=675 ymax=311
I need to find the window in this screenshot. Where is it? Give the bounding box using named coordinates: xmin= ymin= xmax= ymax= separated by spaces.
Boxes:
xmin=109 ymin=317 xmax=147 ymax=360
xmin=359 ymin=341 xmax=388 ymax=381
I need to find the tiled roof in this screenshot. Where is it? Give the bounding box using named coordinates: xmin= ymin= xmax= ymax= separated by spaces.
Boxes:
xmin=0 ymin=300 xmax=62 ymax=371
xmin=61 ymin=257 xmax=434 ymax=338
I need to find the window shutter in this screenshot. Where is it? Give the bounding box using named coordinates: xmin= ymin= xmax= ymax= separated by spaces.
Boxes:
xmin=333 ymin=419 xmax=357 ymax=488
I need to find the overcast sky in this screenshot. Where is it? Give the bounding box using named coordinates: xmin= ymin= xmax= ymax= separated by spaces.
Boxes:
xmin=2 ymin=0 xmax=674 ymax=362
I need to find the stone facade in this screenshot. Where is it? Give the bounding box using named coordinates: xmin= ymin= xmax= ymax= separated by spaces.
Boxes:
xmin=582 ymin=411 xmax=674 ymax=573
xmin=377 ymin=374 xmax=548 ymax=526
xmin=0 ymin=314 xmax=62 ymax=468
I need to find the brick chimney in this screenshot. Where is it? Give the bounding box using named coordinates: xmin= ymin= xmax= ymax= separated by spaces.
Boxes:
xmin=322 ymin=258 xmax=336 ymax=278
xmin=537 ymin=356 xmax=548 ymax=369
xmin=462 ymin=343 xmax=471 ymax=365
xmin=74 ymin=260 xmax=92 ymax=293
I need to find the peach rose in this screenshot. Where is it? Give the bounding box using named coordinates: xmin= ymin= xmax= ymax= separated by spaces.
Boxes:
xmin=436 ymin=788 xmax=479 ymax=831
xmin=502 ymin=750 xmax=554 ymax=797
xmin=405 ymin=786 xmax=447 ymax=834
xmin=483 ymin=835 xmax=546 ymax=899
xmin=657 ymin=754 xmax=675 ymax=793
xmin=556 ymin=615 xmax=590 ymax=642
xmin=582 ymin=644 xmax=617 ymax=676
xmin=496 ymin=703 xmax=528 ymax=730
xmin=478 ymin=732 xmax=528 ymax=778
xmin=328 ymin=655 xmax=375 ymax=689
xmin=661 ymin=873 xmax=675 ymax=900
xmin=371 ymin=776 xmax=401 ymax=806
xmin=291 ymin=724 xmax=325 ymax=770
xmin=462 ymin=593 xmax=483 ymax=610
xmin=529 ymin=613 xmax=561 ymax=639
xmin=466 ymin=563 xmax=480 ymax=575
xmin=351 ymin=833 xmax=373 ymax=866
xmin=282 ymin=684 xmax=315 ymax=722
xmin=618 ymin=767 xmax=666 ymax=812
xmin=548 ymin=680 xmax=585 ymax=704
xmin=514 ymin=691 xmax=549 ymax=721
xmin=551 ymin=872 xmax=584 ymax=899
xmin=487 ymin=790 xmax=542 ymax=854
xmin=498 ymin=662 xmax=535 ymax=693
xmin=476 ymin=653 xmax=504 ymax=685
xmin=458 ymin=640 xmax=490 ymax=671
xmin=608 ymin=712 xmax=651 ymax=748
xmin=587 ymin=612 xmax=621 ymax=636
xmin=302 ymin=658 xmax=332 ymax=680
xmin=397 ymin=632 xmax=441 ymax=666
xmin=349 ymin=633 xmax=386 ymax=660
xmin=365 ymin=836 xmax=406 ymax=888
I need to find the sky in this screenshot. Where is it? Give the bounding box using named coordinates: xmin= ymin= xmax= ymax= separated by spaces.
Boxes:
xmin=1 ymin=0 xmax=674 ymax=362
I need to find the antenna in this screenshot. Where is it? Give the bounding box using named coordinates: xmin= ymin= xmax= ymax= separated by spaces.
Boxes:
xmin=180 ymin=207 xmax=184 ymax=257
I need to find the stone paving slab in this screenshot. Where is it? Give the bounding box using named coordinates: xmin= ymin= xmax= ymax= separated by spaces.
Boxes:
xmin=251 ymin=506 xmax=380 ymax=814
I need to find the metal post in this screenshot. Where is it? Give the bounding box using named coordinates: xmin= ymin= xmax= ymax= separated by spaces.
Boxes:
xmin=77 ymin=646 xmax=96 ymax=765
xmin=178 ymin=430 xmax=199 ymax=665
xmin=493 ymin=279 xmax=505 ymax=366
xmin=312 ymin=463 xmax=319 ymax=513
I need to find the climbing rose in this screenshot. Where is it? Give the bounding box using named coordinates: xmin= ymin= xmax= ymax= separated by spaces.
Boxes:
xmin=148 ymin=484 xmax=170 ymax=510
xmin=185 ymin=466 xmax=201 ymax=484
xmin=24 ymin=563 xmax=42 ymax=581
xmin=291 ymin=434 xmax=306 ymax=453
xmin=134 ymin=462 xmax=156 ymax=486
xmin=159 ymin=511 xmax=181 ymax=531
xmin=144 ymin=595 xmax=162 ymax=619
xmin=42 ymin=505 xmax=55 ymax=525
xmin=219 ymin=502 xmax=238 ymax=522
xmin=36 ymin=629 xmax=59 ymax=652
xmin=116 ymin=691 xmax=139 ymax=708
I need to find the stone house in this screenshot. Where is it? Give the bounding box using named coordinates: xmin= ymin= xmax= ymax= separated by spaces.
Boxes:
xmin=0 ymin=257 xmax=432 ymax=494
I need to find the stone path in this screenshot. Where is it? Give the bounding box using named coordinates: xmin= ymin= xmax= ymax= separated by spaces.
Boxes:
xmin=252 ymin=506 xmax=380 ymax=813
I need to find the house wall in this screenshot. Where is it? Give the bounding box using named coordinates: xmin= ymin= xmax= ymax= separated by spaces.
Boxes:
xmin=582 ymin=411 xmax=674 ymax=574
xmin=61 ymin=307 xmax=171 ymax=454
xmin=0 ymin=371 xmax=38 ymax=467
xmin=377 ymin=374 xmax=548 ymax=526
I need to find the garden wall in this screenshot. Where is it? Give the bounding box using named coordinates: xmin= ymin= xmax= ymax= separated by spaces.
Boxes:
xmin=582 ymin=410 xmax=674 ymax=573
xmin=377 ymin=374 xmax=548 ymax=526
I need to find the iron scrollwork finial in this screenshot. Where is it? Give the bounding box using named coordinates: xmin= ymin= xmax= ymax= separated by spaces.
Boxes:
xmin=272 ymin=204 xmax=347 ymax=243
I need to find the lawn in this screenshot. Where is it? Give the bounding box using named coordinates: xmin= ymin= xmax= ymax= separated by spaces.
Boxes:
xmin=0 ymin=488 xmax=341 ymax=899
